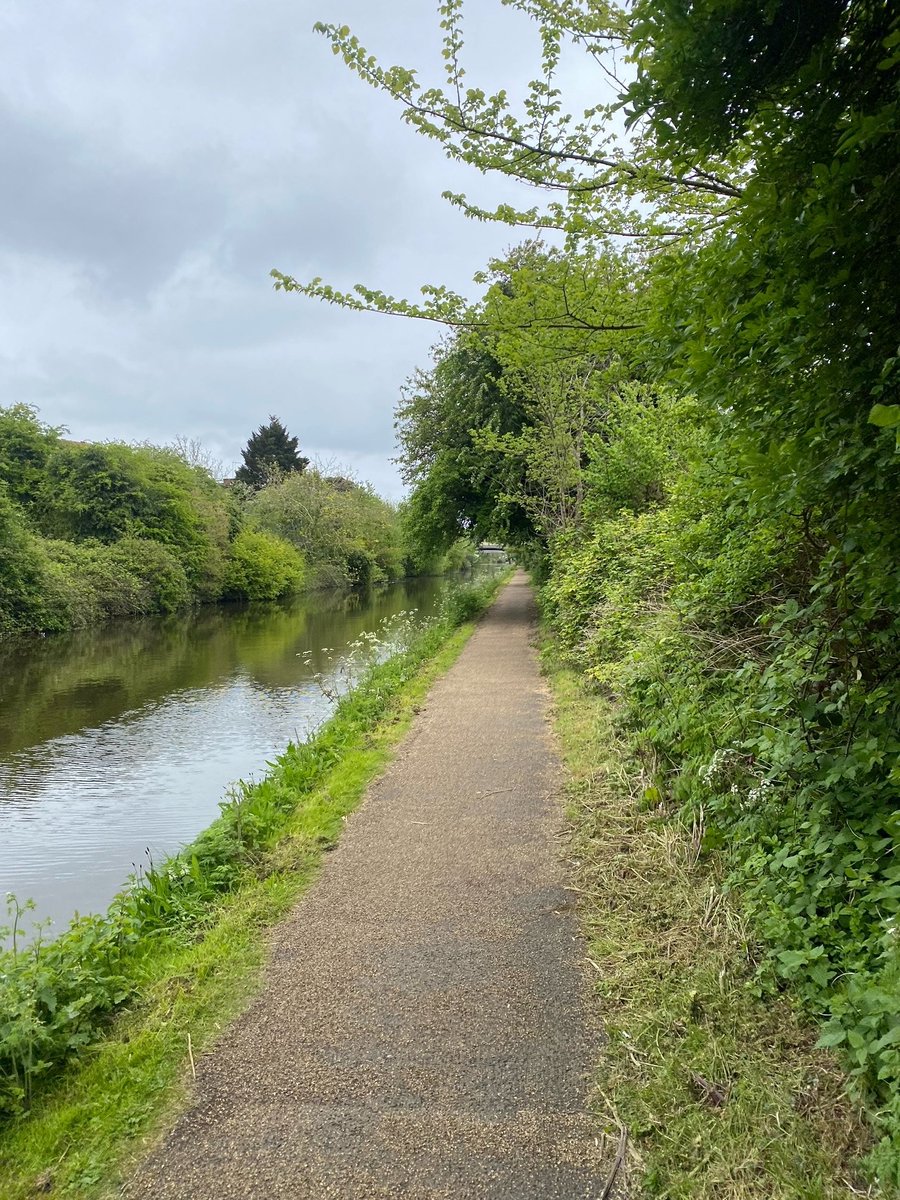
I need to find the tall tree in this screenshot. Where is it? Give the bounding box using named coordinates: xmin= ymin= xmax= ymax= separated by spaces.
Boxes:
xmin=272 ymin=3 xmax=900 ymax=1177
xmin=396 ymin=333 xmax=534 ymax=555
xmin=235 ymin=416 xmax=309 ymax=490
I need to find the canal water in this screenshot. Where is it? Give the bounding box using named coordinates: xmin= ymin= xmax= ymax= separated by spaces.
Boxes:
xmin=0 ymin=573 xmax=481 ymax=941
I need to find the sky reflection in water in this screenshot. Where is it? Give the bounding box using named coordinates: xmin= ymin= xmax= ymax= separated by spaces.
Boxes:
xmin=0 ymin=576 xmax=460 ymax=938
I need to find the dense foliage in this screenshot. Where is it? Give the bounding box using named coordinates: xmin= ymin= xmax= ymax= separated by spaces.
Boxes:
xmin=0 ymin=407 xmax=459 ymax=637
xmin=0 ymin=405 xmax=307 ymax=633
xmin=396 ymin=338 xmax=534 ymax=555
xmin=245 ymin=468 xmax=415 ymax=588
xmin=292 ymin=0 xmax=900 ymax=1186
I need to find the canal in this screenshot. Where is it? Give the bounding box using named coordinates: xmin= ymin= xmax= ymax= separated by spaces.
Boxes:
xmin=0 ymin=573 xmax=480 ymax=940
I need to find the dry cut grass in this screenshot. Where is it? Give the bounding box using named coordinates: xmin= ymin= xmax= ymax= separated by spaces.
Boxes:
xmin=546 ymin=653 xmax=879 ymax=1200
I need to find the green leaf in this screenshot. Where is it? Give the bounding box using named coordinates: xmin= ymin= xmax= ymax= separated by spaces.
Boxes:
xmin=816 ymin=1027 xmax=846 ymax=1049
xmin=867 ymin=403 xmax=900 ymax=429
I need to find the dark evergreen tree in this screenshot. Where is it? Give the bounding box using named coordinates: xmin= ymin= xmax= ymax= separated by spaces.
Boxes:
xmin=235 ymin=415 xmax=309 ymax=489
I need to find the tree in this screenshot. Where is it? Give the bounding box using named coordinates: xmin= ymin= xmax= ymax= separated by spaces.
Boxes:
xmin=272 ymin=2 xmax=740 ymax=329
xmin=0 ymin=403 xmax=62 ymax=512
xmin=235 ymin=416 xmax=309 ymax=490
xmin=396 ymin=333 xmax=536 ymax=556
xmin=395 ymin=241 xmax=645 ymax=555
xmin=170 ymin=435 xmax=225 ymax=482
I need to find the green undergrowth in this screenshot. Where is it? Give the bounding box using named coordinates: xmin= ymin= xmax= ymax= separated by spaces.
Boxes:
xmin=539 ymin=384 xmax=899 ymax=1189
xmin=545 ymin=649 xmax=880 ymax=1200
xmin=0 ymin=572 xmax=507 ymax=1198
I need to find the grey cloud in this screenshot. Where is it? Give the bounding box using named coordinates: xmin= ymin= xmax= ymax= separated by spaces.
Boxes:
xmin=0 ymin=98 xmax=229 ymax=295
xmin=0 ymin=0 xmax=567 ymax=497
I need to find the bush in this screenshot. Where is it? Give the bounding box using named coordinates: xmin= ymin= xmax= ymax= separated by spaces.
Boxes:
xmin=246 ymin=469 xmax=409 ymax=589
xmin=107 ymin=538 xmax=194 ymax=613
xmin=39 ymin=443 xmax=231 ymax=596
xmin=42 ymin=538 xmax=193 ymax=621
xmin=42 ymin=540 xmax=144 ymax=626
xmin=541 ymin=386 xmax=900 ymax=1174
xmin=0 ymin=487 xmax=63 ymax=635
xmin=223 ymin=529 xmax=306 ymax=601
xmin=440 ymin=538 xmax=480 ymax=574
xmin=440 ymin=576 xmax=505 ymax=627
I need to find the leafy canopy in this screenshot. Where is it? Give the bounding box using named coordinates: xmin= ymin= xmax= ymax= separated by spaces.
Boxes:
xmin=280 ymin=2 xmax=900 ymax=1182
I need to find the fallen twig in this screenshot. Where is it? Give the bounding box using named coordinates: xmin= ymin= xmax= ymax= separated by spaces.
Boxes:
xmin=600 ymin=1124 xmax=628 ymax=1199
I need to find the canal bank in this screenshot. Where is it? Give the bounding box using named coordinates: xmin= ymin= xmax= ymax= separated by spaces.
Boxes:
xmin=0 ymin=570 xmax=498 ymax=935
xmin=0 ymin=572 xmax=507 ymax=1197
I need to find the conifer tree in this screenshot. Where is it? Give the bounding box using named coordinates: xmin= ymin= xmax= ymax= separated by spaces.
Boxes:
xmin=235 ymin=415 xmax=309 ymax=489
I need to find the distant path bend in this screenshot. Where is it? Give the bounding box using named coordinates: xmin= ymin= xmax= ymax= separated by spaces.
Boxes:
xmin=128 ymin=573 xmax=613 ymax=1199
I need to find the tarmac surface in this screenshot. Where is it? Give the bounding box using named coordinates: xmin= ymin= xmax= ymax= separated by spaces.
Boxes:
xmin=127 ymin=573 xmax=614 ymax=1198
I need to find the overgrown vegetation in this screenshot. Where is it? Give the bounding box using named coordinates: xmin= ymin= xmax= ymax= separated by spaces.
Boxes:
xmin=548 ymin=653 xmax=875 ymax=1199
xmin=0 ymin=405 xmax=468 ymax=636
xmin=287 ymin=1 xmax=900 ymax=1190
xmin=0 ymin=573 xmax=506 ymax=1196
xmin=540 ymin=392 xmax=900 ymax=1186
xmin=243 ymin=465 xmax=460 ymax=589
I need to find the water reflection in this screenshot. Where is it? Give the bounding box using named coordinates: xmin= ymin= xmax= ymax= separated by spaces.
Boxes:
xmin=0 ymin=575 xmax=466 ymax=938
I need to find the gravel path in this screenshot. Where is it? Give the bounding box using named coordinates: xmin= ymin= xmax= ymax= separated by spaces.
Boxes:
xmin=126 ymin=573 xmax=614 ymax=1198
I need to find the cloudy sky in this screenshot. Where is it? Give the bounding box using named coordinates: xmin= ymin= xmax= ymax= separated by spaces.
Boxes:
xmin=0 ymin=1 xmax=604 ymax=497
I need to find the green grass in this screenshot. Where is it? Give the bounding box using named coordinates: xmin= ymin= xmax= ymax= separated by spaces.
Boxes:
xmin=544 ymin=649 xmax=881 ymax=1200
xmin=0 ymin=585 xmax=502 ymax=1199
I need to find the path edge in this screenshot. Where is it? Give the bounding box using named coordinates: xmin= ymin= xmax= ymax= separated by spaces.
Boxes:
xmin=0 ymin=576 xmax=512 ymax=1200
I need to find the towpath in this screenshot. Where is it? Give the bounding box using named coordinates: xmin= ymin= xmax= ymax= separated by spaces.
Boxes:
xmin=127 ymin=573 xmax=614 ymax=1198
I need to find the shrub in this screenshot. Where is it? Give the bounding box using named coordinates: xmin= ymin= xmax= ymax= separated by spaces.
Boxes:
xmin=41 ymin=537 xmax=194 ymax=622
xmin=0 ymin=487 xmax=63 ymax=635
xmin=223 ymin=529 xmax=306 ymax=601
xmin=541 ymin=387 xmax=900 ymax=1175
xmin=42 ymin=540 xmax=145 ymax=626
xmin=37 ymin=443 xmax=231 ymax=599
xmin=107 ymin=538 xmax=193 ymax=613
xmin=440 ymin=577 xmax=503 ymax=627
xmin=247 ymin=469 xmax=408 ymax=589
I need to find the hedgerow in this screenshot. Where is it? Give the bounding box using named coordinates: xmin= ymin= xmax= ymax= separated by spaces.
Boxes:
xmin=542 ymin=390 xmax=900 ymax=1184
xmin=0 ymin=405 xmax=440 ymax=637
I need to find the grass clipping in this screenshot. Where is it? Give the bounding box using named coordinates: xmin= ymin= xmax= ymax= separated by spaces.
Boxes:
xmin=545 ymin=653 xmax=878 ymax=1200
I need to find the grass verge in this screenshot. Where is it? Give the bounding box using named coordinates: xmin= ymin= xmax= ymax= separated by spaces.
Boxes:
xmin=0 ymin=574 xmax=508 ymax=1198
xmin=544 ymin=647 xmax=880 ymax=1200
